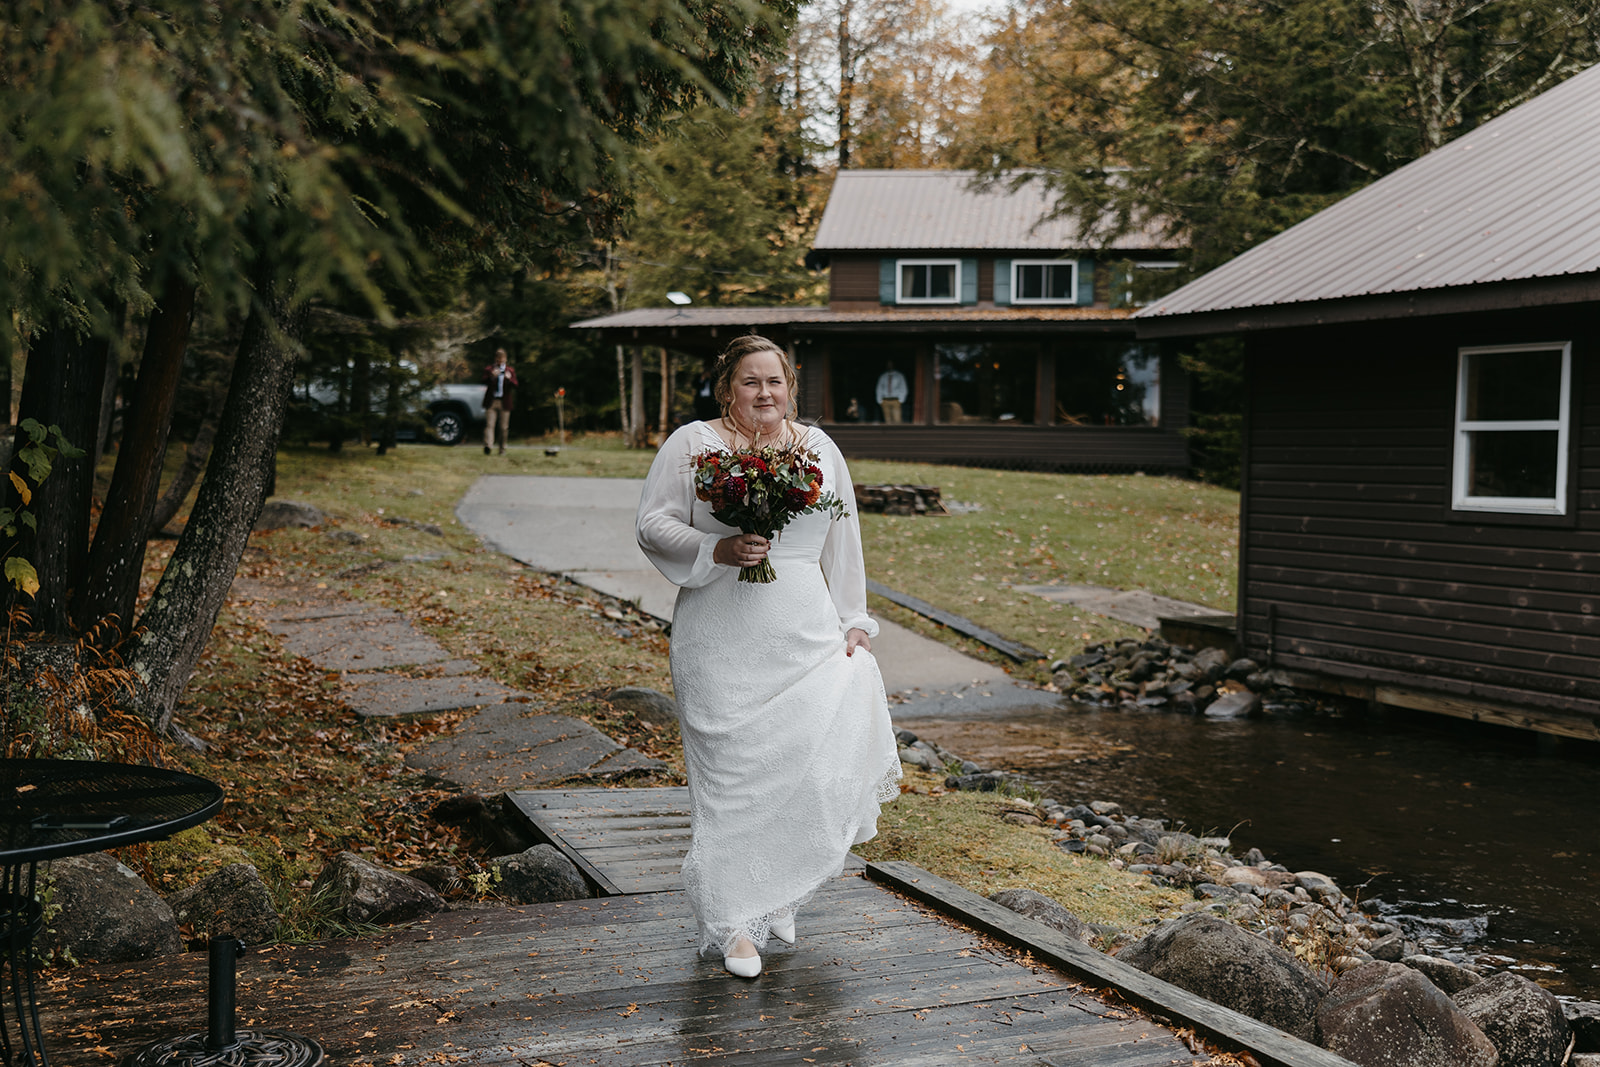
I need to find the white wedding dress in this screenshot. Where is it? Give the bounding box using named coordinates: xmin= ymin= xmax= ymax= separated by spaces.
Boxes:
xmin=637 ymin=421 xmax=901 ymax=956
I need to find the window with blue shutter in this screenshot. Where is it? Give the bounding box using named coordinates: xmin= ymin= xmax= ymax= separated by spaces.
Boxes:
xmin=1011 ymin=260 xmax=1078 ymax=304
xmin=894 ymin=259 xmax=961 ymax=303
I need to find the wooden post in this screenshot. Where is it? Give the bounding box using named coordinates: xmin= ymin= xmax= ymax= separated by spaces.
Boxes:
xmin=658 ymin=346 xmax=670 ymax=436
xmin=1035 ymin=343 xmax=1056 ymax=426
xmin=629 ymin=347 xmax=646 ymax=448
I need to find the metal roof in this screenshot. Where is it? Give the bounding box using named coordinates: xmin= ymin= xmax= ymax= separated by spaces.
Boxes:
xmin=811 ymin=169 xmax=1169 ymax=253
xmin=1137 ymin=62 xmax=1600 ymax=321
xmin=571 ymin=305 xmax=1133 ymax=330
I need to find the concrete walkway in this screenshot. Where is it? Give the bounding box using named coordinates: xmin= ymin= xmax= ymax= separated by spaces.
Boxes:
xmin=456 ymin=475 xmax=1044 ymax=716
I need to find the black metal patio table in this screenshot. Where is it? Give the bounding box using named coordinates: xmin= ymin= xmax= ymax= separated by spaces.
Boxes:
xmin=0 ymin=758 xmax=224 ymax=1067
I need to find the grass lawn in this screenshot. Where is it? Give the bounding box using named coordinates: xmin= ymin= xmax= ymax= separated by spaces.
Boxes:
xmin=83 ymin=430 xmax=1236 ymax=942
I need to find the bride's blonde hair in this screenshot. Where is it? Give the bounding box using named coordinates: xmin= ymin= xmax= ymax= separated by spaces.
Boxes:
xmin=712 ymin=334 xmax=799 ymax=424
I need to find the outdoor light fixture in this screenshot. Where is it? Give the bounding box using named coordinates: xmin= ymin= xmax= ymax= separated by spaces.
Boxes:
xmin=666 ymin=291 xmax=692 ymax=305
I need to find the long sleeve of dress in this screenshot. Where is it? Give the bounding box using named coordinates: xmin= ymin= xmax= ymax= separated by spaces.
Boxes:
xmin=637 ymin=424 xmax=727 ymax=589
xmin=815 ymin=431 xmax=879 ymax=639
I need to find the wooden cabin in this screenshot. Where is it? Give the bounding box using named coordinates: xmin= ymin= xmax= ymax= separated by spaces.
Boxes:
xmin=574 ymin=170 xmax=1192 ymax=472
xmin=1135 ymin=64 xmax=1600 ymax=741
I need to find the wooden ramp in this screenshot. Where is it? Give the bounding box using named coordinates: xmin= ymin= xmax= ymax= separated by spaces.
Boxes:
xmin=38 ymin=788 xmax=1353 ymax=1067
xmin=507 ymin=786 xmax=692 ymax=895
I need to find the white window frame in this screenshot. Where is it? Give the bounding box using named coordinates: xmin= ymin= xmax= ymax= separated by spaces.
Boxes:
xmin=1452 ymin=341 xmax=1571 ymax=515
xmin=896 ymin=259 xmax=961 ymax=304
xmin=1010 ymin=259 xmax=1079 ymax=305
xmin=1122 ymin=260 xmax=1182 ymax=307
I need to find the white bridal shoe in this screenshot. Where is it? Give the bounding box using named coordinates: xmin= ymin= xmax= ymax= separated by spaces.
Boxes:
xmin=769 ymin=914 xmax=795 ymax=945
xmin=724 ymin=938 xmax=762 ymax=978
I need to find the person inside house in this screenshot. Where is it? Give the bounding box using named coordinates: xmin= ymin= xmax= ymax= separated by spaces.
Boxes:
xmin=482 ymin=348 xmax=518 ymax=454
xmin=844 ymin=396 xmax=863 ymax=422
xmin=875 ymin=361 xmax=908 ymax=423
xmin=635 ymin=333 xmax=900 ymax=979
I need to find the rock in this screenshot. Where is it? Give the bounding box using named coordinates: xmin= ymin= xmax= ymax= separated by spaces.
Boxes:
xmin=894 ymin=728 xmax=919 ymax=745
xmin=167 ymin=863 xmax=279 ymax=945
xmin=1002 ymin=811 xmax=1042 ymax=827
xmin=989 ymin=888 xmax=1094 ymax=944
xmin=312 ymin=851 xmax=446 ymax=924
xmin=1453 ymin=971 xmax=1569 ymax=1067
xmin=1192 ymin=646 xmax=1230 ymax=680
xmin=1294 ymin=870 xmax=1338 ymax=891
xmin=1224 ymin=658 xmax=1260 ymax=681
xmin=38 ymin=853 xmax=183 ymax=964
xmin=1193 ymin=883 xmax=1241 ymax=903
xmin=1069 ymin=651 xmax=1105 ymax=669
xmin=1369 ymin=932 xmax=1416 ymax=962
xmin=407 ymin=865 xmax=459 ymax=894
xmin=1402 ymin=954 xmax=1484 ymax=995
xmin=254 ymin=500 xmax=327 ymax=530
xmin=605 ymin=686 xmax=679 ymax=727
xmin=1088 ymin=800 xmax=1122 ymax=815
xmin=1204 ymin=691 xmax=1261 ymax=719
xmin=945 ymin=772 xmax=1002 ymax=792
xmin=1317 ymin=961 xmax=1497 ymax=1067
xmin=1565 ymin=1000 xmax=1600 ymax=1052
xmin=1117 ymin=914 xmax=1325 ymax=1042
xmin=494 ymin=845 xmax=592 ymax=903
xmin=1572 ymin=1056 xmax=1600 ymax=1067
xmin=899 ymin=746 xmax=940 ymax=771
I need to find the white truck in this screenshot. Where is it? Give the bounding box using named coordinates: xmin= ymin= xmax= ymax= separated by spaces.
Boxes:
xmin=421 ymin=382 xmax=487 ymax=445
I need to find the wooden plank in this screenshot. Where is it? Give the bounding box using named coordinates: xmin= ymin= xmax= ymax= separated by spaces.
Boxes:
xmin=1247 ymin=514 xmax=1600 ymax=556
xmin=509 ymin=786 xmax=691 ymax=814
xmin=1372 ymin=685 xmax=1600 ymax=742
xmin=866 ymin=579 xmax=1044 ymax=661
xmin=865 ymin=860 xmax=1359 ymax=1067
xmin=1244 ymin=579 xmax=1600 ymax=640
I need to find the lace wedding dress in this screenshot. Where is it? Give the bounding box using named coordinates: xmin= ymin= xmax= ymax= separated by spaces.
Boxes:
xmin=637 ymin=421 xmax=901 ymax=956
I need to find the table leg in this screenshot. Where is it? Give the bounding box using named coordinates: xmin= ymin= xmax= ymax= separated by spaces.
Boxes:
xmin=0 ymin=863 xmax=46 ymax=1067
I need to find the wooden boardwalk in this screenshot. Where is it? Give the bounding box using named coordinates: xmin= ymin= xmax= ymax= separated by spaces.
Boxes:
xmin=37 ymin=788 xmax=1351 ymax=1066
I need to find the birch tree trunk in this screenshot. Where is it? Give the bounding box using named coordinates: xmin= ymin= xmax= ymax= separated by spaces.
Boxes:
xmin=128 ymin=278 xmax=305 ymax=733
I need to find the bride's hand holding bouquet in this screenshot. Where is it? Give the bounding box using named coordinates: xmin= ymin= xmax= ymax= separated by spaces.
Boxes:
xmin=692 ymin=443 xmax=847 ymax=583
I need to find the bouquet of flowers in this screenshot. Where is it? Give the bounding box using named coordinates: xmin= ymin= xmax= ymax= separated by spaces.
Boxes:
xmin=690 ymin=443 xmax=848 ymax=583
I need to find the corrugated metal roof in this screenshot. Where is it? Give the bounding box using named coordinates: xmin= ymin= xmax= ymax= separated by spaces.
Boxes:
xmin=811 ymin=169 xmax=1169 ymax=252
xmin=1137 ymin=63 xmax=1600 ymax=319
xmin=571 ymin=305 xmax=1132 ymax=329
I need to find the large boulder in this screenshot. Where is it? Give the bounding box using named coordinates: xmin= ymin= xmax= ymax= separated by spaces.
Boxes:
xmin=1116 ymin=913 xmax=1325 ymax=1042
xmin=168 ymin=863 xmax=280 ymax=945
xmin=254 ymin=500 xmax=327 ymax=531
xmin=1317 ymin=961 xmax=1497 ymax=1067
xmin=988 ymin=888 xmax=1094 ymax=944
xmin=493 ymin=845 xmax=592 ymax=904
xmin=1403 ymin=954 xmax=1485 ymax=994
xmin=1567 ymin=1001 xmax=1600 ymax=1052
xmin=312 ymin=852 xmax=445 ymax=924
xmin=38 ymin=853 xmax=182 ymax=964
xmin=1453 ymin=972 xmax=1569 ymax=1067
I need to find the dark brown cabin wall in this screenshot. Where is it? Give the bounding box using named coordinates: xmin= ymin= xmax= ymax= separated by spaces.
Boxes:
xmin=830 ymin=257 xmax=883 ymax=305
xmin=1239 ymin=309 xmax=1600 ymax=713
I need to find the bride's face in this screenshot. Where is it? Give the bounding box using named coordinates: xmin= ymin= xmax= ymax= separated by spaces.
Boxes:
xmin=729 ymin=350 xmax=789 ymax=431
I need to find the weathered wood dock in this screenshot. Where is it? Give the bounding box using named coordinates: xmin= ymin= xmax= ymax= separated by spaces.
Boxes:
xmin=38 ymin=788 xmax=1352 ymax=1067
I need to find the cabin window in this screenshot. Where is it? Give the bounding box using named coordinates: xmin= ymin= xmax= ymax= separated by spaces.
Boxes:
xmin=936 ymin=342 xmax=1037 ymax=424
xmin=1452 ymin=342 xmax=1571 ymax=515
xmin=1011 ymin=261 xmax=1078 ymax=304
xmin=896 ymin=259 xmax=960 ymax=304
xmin=1055 ymin=341 xmax=1161 ymax=426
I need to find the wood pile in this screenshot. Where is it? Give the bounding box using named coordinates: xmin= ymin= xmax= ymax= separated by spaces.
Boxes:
xmin=854 ymin=484 xmax=947 ymax=516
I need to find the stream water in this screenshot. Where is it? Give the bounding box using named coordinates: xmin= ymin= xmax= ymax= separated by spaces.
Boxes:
xmin=899 ymin=699 xmax=1600 ymax=1000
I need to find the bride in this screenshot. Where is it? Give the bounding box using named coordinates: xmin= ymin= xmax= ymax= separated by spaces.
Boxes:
xmin=636 ymin=334 xmax=901 ymax=978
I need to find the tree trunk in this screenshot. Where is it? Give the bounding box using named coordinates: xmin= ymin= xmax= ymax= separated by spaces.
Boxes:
xmin=93 ymin=336 xmax=120 ymax=470
xmin=658 ymin=346 xmax=670 ymax=435
xmin=127 ymin=278 xmax=305 ymax=733
xmin=838 ymin=0 xmax=855 ymax=168
xmin=77 ymin=279 xmax=198 ymax=639
xmin=148 ymin=374 xmax=228 ymax=536
xmin=3 ymin=323 xmax=110 ymax=633
xmin=616 ymin=345 xmax=629 ymax=437
xmin=375 ymin=347 xmax=400 ymax=456
xmin=629 ymin=347 xmax=647 ymax=448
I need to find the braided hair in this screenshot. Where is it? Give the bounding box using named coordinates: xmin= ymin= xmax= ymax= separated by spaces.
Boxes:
xmin=711 ymin=334 xmax=799 ymax=424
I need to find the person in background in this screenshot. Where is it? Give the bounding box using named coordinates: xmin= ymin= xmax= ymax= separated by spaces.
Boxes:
xmin=875 ymin=361 xmax=908 ymax=423
xmin=482 ymin=348 xmax=518 ymax=455
xmin=692 ymin=363 xmax=719 ymax=422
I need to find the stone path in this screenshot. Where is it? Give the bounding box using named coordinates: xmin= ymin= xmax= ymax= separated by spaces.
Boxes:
xmin=230 ymin=577 xmax=666 ymax=792
xmin=1008 ymin=583 xmax=1232 ymax=631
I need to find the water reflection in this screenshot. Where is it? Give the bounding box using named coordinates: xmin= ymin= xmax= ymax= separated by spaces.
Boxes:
xmin=898 ymin=701 xmax=1600 ymax=998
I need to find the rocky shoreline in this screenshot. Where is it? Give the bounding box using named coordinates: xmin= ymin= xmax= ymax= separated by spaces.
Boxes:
xmin=896 ymin=696 xmax=1600 ymax=1066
